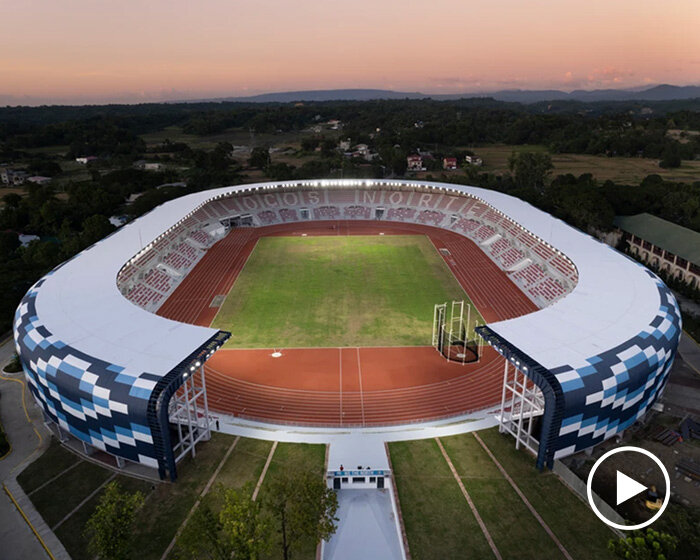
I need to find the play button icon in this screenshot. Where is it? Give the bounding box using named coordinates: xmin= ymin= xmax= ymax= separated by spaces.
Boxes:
xmin=616 ymin=470 xmax=647 ymax=506
xmin=587 ymin=446 xmax=671 ymax=531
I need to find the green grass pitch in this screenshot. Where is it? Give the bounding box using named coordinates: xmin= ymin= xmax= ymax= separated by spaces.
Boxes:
xmin=211 ymin=235 xmax=484 ymax=348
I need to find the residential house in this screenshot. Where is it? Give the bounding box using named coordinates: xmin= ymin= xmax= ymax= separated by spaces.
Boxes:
xmin=407 ymin=155 xmax=424 ymax=171
xmin=75 ymin=156 xmax=98 ymax=164
xmin=443 ymin=157 xmax=457 ymax=170
xmin=465 ymin=155 xmax=483 ymax=166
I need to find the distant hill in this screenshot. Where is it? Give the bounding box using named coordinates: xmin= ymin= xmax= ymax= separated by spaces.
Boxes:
xmin=210 ymin=84 xmax=700 ymax=104
xmin=216 ymin=89 xmax=426 ymax=103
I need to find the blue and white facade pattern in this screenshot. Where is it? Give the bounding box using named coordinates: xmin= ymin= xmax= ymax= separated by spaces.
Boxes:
xmin=14 ymin=272 xmax=228 ymax=479
xmin=550 ymin=271 xmax=681 ymax=459
xmin=11 ymin=179 xmax=682 ymax=475
xmin=15 ymin=275 xmax=159 ymax=467
xmin=479 ymin=268 xmax=681 ymax=469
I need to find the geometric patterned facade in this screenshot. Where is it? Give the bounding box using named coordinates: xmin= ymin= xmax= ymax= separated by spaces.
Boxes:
xmin=12 ymin=179 xmax=681 ymax=476
xmin=14 ymin=271 xmax=229 ymax=480
xmin=478 ymin=266 xmax=681 ymax=469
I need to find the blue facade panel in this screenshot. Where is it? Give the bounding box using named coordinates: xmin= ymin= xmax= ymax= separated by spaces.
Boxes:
xmin=552 ymin=271 xmax=680 ymax=459
xmin=480 ymin=268 xmax=681 ymax=468
xmin=14 ymin=276 xmax=160 ymax=469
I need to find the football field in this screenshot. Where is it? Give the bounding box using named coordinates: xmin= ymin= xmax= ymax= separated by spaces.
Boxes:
xmin=211 ymin=235 xmax=484 ymax=348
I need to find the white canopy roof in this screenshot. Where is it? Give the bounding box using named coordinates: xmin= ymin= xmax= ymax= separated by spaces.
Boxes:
xmin=33 ymin=180 xmax=658 ymax=376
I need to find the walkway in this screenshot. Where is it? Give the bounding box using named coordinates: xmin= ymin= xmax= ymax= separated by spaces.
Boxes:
xmin=679 ymin=331 xmax=700 ymax=377
xmin=0 ymin=335 xmax=70 ymax=560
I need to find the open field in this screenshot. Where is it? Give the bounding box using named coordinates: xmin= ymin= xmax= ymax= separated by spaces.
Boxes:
xmin=140 ymin=125 xmax=310 ymax=152
xmin=473 ymin=144 xmax=700 ymax=184
xmin=211 ymin=235 xmax=482 ymax=348
xmin=18 ymin=435 xmax=326 ymax=560
xmin=389 ymin=428 xmax=617 ymax=560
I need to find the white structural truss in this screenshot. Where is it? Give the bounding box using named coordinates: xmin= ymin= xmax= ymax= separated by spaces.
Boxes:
xmin=498 ymin=360 xmax=545 ymax=455
xmin=169 ymin=365 xmax=212 ymax=462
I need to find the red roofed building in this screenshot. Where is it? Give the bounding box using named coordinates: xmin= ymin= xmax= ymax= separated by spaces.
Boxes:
xmin=407 ymin=154 xmax=424 ymax=171
xmin=443 ymin=157 xmax=457 ymax=170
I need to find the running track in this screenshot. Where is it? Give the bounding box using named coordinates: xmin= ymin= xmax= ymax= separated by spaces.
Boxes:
xmin=157 ymin=221 xmax=538 ymax=426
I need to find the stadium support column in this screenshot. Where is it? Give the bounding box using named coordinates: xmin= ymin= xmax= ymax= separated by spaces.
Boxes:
xmin=170 ymin=363 xmax=213 ymax=464
xmin=499 ymin=361 xmax=509 ymax=434
xmin=200 ymin=364 xmax=211 ymax=440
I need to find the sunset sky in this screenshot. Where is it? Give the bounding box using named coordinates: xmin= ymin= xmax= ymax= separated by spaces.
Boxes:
xmin=2 ymin=0 xmax=699 ymax=105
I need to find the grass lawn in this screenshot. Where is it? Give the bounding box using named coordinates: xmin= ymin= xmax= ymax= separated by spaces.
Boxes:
xmin=389 ymin=430 xmax=618 ymax=560
xmin=440 ymin=434 xmax=563 ymax=559
xmin=27 ymin=460 xmax=113 ymax=529
xmin=257 ymin=442 xmax=327 ymax=560
xmin=54 ymin=475 xmax=151 ymax=560
xmin=477 ymin=429 xmax=617 ymax=559
xmin=140 ymin=125 xmax=308 ymax=152
xmin=20 ymin=435 xmax=328 ymax=560
xmin=388 ymin=439 xmax=494 ymax=559
xmin=19 ymin=433 xmax=234 ymax=560
xmin=468 ymin=144 xmax=700 ymax=184
xmin=212 ymin=235 xmax=481 ymax=348
xmin=17 ymin=439 xmax=80 ymax=493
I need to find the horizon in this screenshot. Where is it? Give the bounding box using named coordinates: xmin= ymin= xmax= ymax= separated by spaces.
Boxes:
xmin=2 ymin=0 xmax=699 ymax=106
xmin=2 ymin=82 xmax=700 ymax=108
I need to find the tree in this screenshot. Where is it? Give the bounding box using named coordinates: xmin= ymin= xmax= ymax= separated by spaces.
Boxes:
xmin=0 ymin=231 xmax=19 ymax=256
xmin=265 ymin=471 xmax=338 ymax=560
xmin=2 ymin=193 xmax=21 ymax=208
xmin=508 ymin=151 xmax=554 ymax=194
xmin=84 ymin=482 xmax=144 ymax=560
xmin=176 ymin=502 xmax=229 ymax=560
xmin=248 ymin=146 xmax=271 ymax=169
xmin=175 ymin=484 xmax=269 ymax=560
xmin=219 ymin=485 xmax=269 ymax=559
xmin=608 ymin=529 xmax=678 ymax=560
xmin=659 ymin=145 xmax=681 ymax=169
xmin=80 ymin=214 xmax=114 ymax=246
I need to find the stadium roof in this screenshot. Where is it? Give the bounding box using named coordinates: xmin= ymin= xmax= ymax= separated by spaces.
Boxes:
xmin=614 ymin=213 xmax=700 ymax=265
xmin=29 ymin=179 xmax=666 ymax=382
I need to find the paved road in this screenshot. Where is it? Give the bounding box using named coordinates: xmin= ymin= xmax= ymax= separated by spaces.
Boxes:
xmin=0 ymin=335 xmax=70 ymax=560
xmin=678 ymin=331 xmax=700 ymax=377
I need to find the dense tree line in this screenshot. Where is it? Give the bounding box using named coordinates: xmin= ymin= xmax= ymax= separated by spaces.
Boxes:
xmin=1 ymin=98 xmax=699 ymax=335
xmin=2 ymin=98 xmax=700 ymax=161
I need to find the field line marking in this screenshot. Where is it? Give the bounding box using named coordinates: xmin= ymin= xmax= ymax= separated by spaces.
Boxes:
xmin=473 ymin=432 xmax=573 ymax=560
xmin=161 ymin=435 xmax=241 ymax=560
xmin=28 ymin=459 xmax=82 ymax=497
xmin=52 ymin=472 xmax=117 ymax=531
xmin=356 ymin=347 xmax=366 ymax=426
xmin=435 ymin=437 xmax=502 ymax=560
xmin=252 ymin=441 xmax=278 ymax=502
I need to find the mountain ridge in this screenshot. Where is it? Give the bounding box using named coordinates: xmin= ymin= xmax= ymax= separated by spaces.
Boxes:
xmin=203 ymin=84 xmax=700 ymax=104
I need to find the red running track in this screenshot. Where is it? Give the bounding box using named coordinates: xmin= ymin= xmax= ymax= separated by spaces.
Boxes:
xmin=158 ymin=221 xmax=538 ymax=426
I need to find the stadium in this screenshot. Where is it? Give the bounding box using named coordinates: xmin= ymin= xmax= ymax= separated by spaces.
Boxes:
xmin=13 ymin=179 xmax=682 ymax=481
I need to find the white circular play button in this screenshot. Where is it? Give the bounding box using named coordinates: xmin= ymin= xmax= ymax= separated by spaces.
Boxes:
xmin=586 ymin=446 xmax=670 ymax=531
xmin=616 ymin=470 xmax=647 ymax=506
